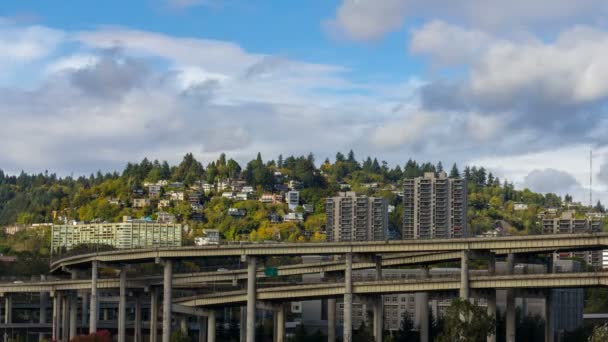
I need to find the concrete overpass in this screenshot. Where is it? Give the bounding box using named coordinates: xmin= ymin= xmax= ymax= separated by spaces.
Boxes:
xmin=49 ymin=232 xmax=608 ymax=271
xmin=4 ymin=233 xmax=607 ymax=342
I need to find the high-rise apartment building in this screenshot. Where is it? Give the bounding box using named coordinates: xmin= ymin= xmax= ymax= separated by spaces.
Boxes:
xmin=325 ymin=192 xmax=388 ymax=241
xmin=402 ymin=171 xmax=467 ymax=239
xmin=542 ymin=211 xmax=603 ymax=268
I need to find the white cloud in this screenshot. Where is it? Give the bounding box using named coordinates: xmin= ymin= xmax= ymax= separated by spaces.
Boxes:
xmin=326 ymin=0 xmax=608 ymax=41
xmin=410 ymin=20 xmax=494 ymax=66
xmin=0 ymin=20 xmax=64 ymax=62
xmin=370 ymin=110 xmax=438 ymax=148
xmin=324 ymin=0 xmax=408 ymax=41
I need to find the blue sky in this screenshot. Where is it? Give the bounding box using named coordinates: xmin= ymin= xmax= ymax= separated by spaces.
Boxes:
xmin=2 ymin=0 xmax=608 ymax=204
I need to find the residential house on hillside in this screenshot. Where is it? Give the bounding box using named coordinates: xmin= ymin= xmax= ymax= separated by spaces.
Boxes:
xmin=260 ymin=194 xmax=283 ymax=204
xmin=148 ymin=184 xmax=162 ymax=198
xmin=158 ymin=199 xmax=170 ymax=209
xmin=228 ymin=208 xmax=246 ymax=217
xmin=132 ymin=198 xmax=151 ymax=208
xmin=202 ymin=183 xmax=214 ymax=193
xmin=169 ymin=182 xmax=184 ymax=189
xmin=222 ymin=192 xmax=235 ymax=199
xmin=157 ymin=211 xmax=176 ymax=224
xmin=236 ymin=192 xmax=250 ymax=201
xmin=170 ymin=191 xmax=185 ymax=201
xmin=284 ymin=212 xmax=304 ymax=223
xmin=286 ymin=191 xmax=300 ymax=210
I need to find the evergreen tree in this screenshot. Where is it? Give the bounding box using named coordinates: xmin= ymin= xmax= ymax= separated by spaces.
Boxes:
xmin=449 ymin=163 xmax=460 ymax=178
xmin=437 ymin=161 xmax=444 ymax=173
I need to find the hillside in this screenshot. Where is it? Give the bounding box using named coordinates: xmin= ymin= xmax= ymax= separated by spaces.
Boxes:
xmin=2 ymin=152 xmax=605 ymax=239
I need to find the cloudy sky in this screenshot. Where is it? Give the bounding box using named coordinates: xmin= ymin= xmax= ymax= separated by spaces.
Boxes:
xmin=1 ymin=0 xmax=608 ymax=204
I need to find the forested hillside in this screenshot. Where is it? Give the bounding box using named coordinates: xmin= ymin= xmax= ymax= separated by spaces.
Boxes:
xmin=0 ymin=151 xmax=601 ymax=240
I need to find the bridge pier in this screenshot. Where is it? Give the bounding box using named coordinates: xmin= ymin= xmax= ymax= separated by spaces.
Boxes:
xmin=118 ymin=266 xmax=127 ymax=342
xmin=274 ymin=304 xmax=285 ymax=342
xmin=90 ymin=260 xmax=99 ymax=334
xmin=162 ymin=259 xmax=173 ymax=342
xmin=61 ymin=292 xmax=69 ymax=341
xmin=135 ymin=295 xmax=142 ymax=342
xmin=82 ymin=291 xmax=89 ymax=331
xmin=4 ymin=293 xmax=12 ymax=342
xmin=69 ymin=271 xmax=78 ymax=340
xmin=372 ymin=256 xmax=383 ymax=342
xmin=545 ymin=291 xmax=553 ymax=342
xmin=417 ymin=267 xmax=429 ymax=342
xmin=487 ymin=254 xmax=496 ymax=342
xmin=327 ymin=298 xmax=336 ymax=342
xmin=52 ymin=292 xmax=60 ymax=341
xmin=240 ymin=306 xmax=246 ymax=342
xmin=506 ymin=253 xmax=515 ymax=342
xmin=208 ymin=310 xmax=216 ymax=342
xmin=343 ymin=253 xmax=353 ymax=342
xmin=150 ymin=287 xmax=159 ymax=342
xmin=246 ymin=256 xmax=257 ymax=342
xmin=40 ymin=278 xmax=49 ymax=341
xmin=460 ymin=250 xmax=469 ymax=300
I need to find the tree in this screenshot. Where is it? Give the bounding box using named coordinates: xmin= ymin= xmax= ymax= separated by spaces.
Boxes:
xmin=590 ymin=323 xmax=608 ymax=342
xmin=449 ymin=163 xmax=460 ymax=178
xmin=437 ymin=161 xmax=444 ymax=173
xmin=436 ymin=298 xmax=495 ymax=342
xmin=394 ymin=314 xmax=419 ymax=341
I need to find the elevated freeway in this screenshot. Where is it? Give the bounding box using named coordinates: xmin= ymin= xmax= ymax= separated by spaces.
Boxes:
xmin=49 ymin=232 xmax=608 ymax=272
xmin=175 ymin=272 xmax=608 ymax=307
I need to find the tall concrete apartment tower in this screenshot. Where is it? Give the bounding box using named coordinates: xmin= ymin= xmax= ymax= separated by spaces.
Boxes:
xmin=402 ymin=171 xmax=467 ymax=239
xmin=326 ymin=192 xmax=388 ymax=241
xmin=542 ymin=211 xmax=603 ymax=268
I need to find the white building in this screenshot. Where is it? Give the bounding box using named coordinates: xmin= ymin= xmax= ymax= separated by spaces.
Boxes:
xmin=286 ymin=191 xmax=299 ymax=210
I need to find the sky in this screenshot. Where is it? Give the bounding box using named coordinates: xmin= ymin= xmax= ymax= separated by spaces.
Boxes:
xmin=1 ymin=0 xmax=608 ymax=205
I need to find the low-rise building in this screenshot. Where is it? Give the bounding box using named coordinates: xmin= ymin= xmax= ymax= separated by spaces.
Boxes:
xmin=222 ymin=192 xmax=235 ymax=199
xmin=284 ymin=212 xmax=304 ymax=223
xmin=236 ymin=192 xmax=250 ymax=201
xmin=195 ymin=229 xmax=220 ymax=245
xmin=51 ymin=222 xmax=182 ymax=251
xmin=228 ymin=208 xmax=246 ymax=217
xmin=286 ymin=191 xmax=300 ymax=210
xmin=202 ymin=183 xmax=214 ymax=193
xmin=242 ymin=186 xmax=255 ymax=193
xmin=148 ymin=184 xmax=162 ymax=198
xmin=132 ymin=198 xmax=151 ymax=208
xmin=169 ymin=182 xmax=184 ymax=189
xmin=303 ymin=204 xmax=314 ymax=213
xmin=170 ymin=191 xmax=185 ymax=201
xmin=260 ymin=194 xmax=283 ymax=204
xmin=158 ymin=199 xmax=171 ymax=209
xmin=513 ymin=203 xmax=528 ymax=211
xmin=157 ymin=211 xmax=176 ymax=224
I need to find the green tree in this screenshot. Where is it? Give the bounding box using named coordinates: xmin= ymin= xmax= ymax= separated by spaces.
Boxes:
xmin=436 ymin=298 xmax=495 ymax=342
xmin=590 ymin=324 xmax=608 ymax=342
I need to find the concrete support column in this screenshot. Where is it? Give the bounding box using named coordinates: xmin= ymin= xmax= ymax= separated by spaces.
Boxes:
xmin=150 ymin=288 xmax=159 ymax=342
xmin=372 ymin=256 xmax=383 ymax=342
xmin=275 ymin=304 xmax=285 ymax=342
xmin=4 ymin=294 xmax=11 ymax=324
xmin=506 ymin=254 xmax=515 ymax=342
xmin=327 ymin=299 xmax=336 ymax=342
xmin=40 ymin=279 xmax=49 ymax=341
xmin=62 ymin=293 xmax=69 ymax=342
xmin=487 ymin=255 xmax=496 ymax=342
xmin=343 ymin=253 xmax=353 ymax=342
xmin=89 ymin=260 xmax=99 ymax=334
xmin=417 ymin=267 xmax=430 ymax=342
xmin=82 ymin=291 xmax=89 ymax=329
xmin=69 ymin=294 xmax=77 ymax=339
xmin=545 ymin=291 xmax=553 ymax=342
xmin=134 ymin=295 xmax=142 ymax=342
xmin=198 ymin=317 xmax=207 ymax=342
xmin=162 ymin=260 xmax=173 ymax=342
xmin=118 ymin=266 xmax=127 ymax=342
xmin=246 ymin=256 xmax=257 ymax=342
xmin=460 ymin=250 xmax=470 ymax=300
xmin=4 ymin=294 xmax=12 ymax=342
xmin=487 ymin=292 xmax=496 ymax=342
xmin=207 ymin=311 xmax=216 ymax=342
xmin=52 ymin=292 xmax=60 ymax=342
xmin=240 ymin=307 xmax=247 ymax=342
xmin=69 ymin=270 xmax=78 ymax=340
